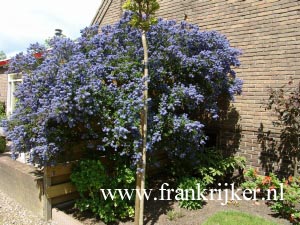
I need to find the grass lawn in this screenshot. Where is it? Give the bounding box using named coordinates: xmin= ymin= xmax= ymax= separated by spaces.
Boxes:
xmin=202 ymin=210 xmax=280 ymax=225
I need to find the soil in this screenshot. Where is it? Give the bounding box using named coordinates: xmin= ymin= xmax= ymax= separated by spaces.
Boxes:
xmin=63 ymin=189 xmax=292 ymax=225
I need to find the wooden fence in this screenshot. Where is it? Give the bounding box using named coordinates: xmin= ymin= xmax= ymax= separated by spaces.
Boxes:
xmin=42 ymin=150 xmax=168 ymax=220
xmin=43 ymin=163 xmax=78 ymax=220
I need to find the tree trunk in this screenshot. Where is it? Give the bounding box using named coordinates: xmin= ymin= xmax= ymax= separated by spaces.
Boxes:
xmin=294 ymin=137 xmax=300 ymax=177
xmin=294 ymin=157 xmax=298 ymax=177
xmin=134 ymin=30 xmax=148 ymax=225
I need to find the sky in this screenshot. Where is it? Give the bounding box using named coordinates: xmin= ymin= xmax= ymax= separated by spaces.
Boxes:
xmin=0 ymin=0 xmax=102 ymax=58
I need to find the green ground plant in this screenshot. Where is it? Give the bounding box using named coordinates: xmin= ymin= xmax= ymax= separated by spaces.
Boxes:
xmin=195 ymin=148 xmax=246 ymax=186
xmin=166 ymin=209 xmax=185 ymax=221
xmin=0 ymin=137 xmax=5 ymax=153
xmin=177 ymin=177 xmax=205 ymax=210
xmin=241 ymin=168 xmax=300 ymax=224
xmin=203 ymin=210 xmax=280 ymax=225
xmin=174 ymin=149 xmax=245 ymax=210
xmin=70 ymin=160 xmax=135 ymax=223
xmin=241 ymin=168 xmax=281 ymax=193
xmin=271 ymin=176 xmax=300 ymax=224
xmin=0 ymin=102 xmax=5 ymax=123
xmin=171 ymin=148 xmax=246 ymax=185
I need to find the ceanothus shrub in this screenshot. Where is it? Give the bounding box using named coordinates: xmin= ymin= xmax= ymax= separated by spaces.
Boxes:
xmin=5 ymin=12 xmax=242 ymax=165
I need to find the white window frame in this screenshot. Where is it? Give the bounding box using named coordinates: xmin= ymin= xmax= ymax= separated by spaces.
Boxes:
xmin=7 ymin=73 xmax=29 ymax=163
xmin=6 ymin=73 xmax=22 ymax=116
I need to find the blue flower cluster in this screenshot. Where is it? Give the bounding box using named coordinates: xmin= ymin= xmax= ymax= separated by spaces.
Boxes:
xmin=6 ymin=12 xmax=242 ymax=165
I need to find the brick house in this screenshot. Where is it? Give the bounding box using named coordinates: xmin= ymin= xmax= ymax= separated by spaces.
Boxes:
xmin=91 ymin=0 xmax=300 ymax=174
xmin=0 ymin=60 xmax=8 ymax=111
xmin=0 ymin=60 xmax=23 ymax=116
xmin=0 ymin=53 xmax=41 ymax=116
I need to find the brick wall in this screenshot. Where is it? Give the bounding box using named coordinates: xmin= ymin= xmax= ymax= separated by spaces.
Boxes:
xmin=92 ymin=0 xmax=124 ymax=26
xmin=0 ymin=74 xmax=7 ymax=105
xmin=93 ymin=0 xmax=300 ymax=174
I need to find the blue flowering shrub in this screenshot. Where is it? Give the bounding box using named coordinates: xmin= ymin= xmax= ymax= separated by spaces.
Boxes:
xmin=5 ymin=12 xmax=242 ymax=166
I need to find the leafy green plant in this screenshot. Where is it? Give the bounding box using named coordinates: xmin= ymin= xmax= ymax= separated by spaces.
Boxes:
xmin=70 ymin=160 xmax=135 ymax=223
xmin=0 ymin=102 xmax=5 ymax=123
xmin=241 ymin=169 xmax=300 ymax=224
xmin=70 ymin=160 xmax=106 ymax=195
xmin=240 ymin=168 xmax=261 ymax=190
xmin=177 ymin=177 xmax=205 ymax=210
xmin=195 ymin=148 xmax=246 ymax=186
xmin=166 ymin=210 xmax=177 ymax=221
xmin=166 ymin=209 xmax=184 ymax=221
xmin=270 ymin=176 xmax=300 ymax=224
xmin=241 ymin=168 xmax=281 ymax=193
xmin=0 ymin=137 xmax=6 ymax=153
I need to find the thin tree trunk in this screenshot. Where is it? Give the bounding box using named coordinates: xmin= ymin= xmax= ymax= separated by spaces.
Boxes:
xmin=134 ymin=175 xmax=141 ymax=225
xmin=295 ymin=137 xmax=300 ymax=177
xmin=294 ymin=157 xmax=298 ymax=177
xmin=135 ymin=30 xmax=148 ymax=225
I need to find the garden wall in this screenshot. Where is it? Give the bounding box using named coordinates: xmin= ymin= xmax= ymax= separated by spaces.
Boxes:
xmin=0 ymin=153 xmax=80 ymax=221
xmin=0 ymin=153 xmax=44 ymax=218
xmin=92 ymin=0 xmax=300 ymax=174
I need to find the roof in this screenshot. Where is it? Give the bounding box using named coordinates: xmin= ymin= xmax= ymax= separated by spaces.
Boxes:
xmin=0 ymin=52 xmax=43 ymax=68
xmin=91 ymin=0 xmax=113 ymax=25
xmin=0 ymin=59 xmax=9 ymax=68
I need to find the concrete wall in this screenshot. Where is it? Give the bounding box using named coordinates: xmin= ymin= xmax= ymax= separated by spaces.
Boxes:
xmin=0 ymin=153 xmax=44 ymax=218
xmin=93 ymin=0 xmax=300 ymax=174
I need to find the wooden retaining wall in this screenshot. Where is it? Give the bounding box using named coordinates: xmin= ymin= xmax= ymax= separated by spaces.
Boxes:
xmin=0 ymin=149 xmax=168 ymax=221
xmin=43 ymin=163 xmax=78 ymax=220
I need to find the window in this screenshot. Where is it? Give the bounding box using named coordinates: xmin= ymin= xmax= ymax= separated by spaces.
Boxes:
xmin=7 ymin=73 xmax=22 ymax=116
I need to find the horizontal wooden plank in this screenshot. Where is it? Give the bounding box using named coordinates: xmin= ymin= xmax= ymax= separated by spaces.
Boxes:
xmin=46 ymin=182 xmax=76 ymax=199
xmin=52 ymin=192 xmax=80 ymax=206
xmin=51 ymin=174 xmax=71 ymax=185
xmin=45 ymin=164 xmax=73 ymax=178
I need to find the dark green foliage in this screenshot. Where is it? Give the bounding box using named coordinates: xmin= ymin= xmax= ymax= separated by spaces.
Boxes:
xmin=0 ymin=137 xmax=5 ymax=153
xmin=123 ymin=0 xmax=159 ymax=30
xmin=241 ymin=168 xmax=281 ymax=191
xmin=195 ymin=148 xmax=246 ymax=186
xmin=270 ymin=176 xmax=300 ymax=224
xmin=70 ymin=160 xmax=135 ymax=223
xmin=0 ymin=102 xmax=5 ymax=123
xmin=241 ymin=169 xmax=300 ymax=224
xmin=175 ymin=150 xmax=245 ymax=211
xmin=177 ymin=177 xmax=205 ymax=210
xmin=170 ymin=148 xmax=246 ymax=186
xmin=70 ymin=160 xmax=106 ymax=194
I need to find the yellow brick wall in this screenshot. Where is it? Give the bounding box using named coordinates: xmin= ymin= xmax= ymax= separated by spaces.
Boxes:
xmin=0 ymin=74 xmax=7 ymax=104
xmin=94 ymin=0 xmax=300 ymax=174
